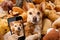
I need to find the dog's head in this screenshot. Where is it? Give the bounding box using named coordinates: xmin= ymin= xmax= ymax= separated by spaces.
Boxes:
xmin=10 ymin=20 xmax=23 ymax=36
xmin=27 ymin=8 xmax=42 ymax=24
xmin=23 ymin=2 xmax=42 ymax=24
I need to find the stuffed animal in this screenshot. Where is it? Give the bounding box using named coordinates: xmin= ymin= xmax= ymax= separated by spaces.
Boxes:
xmin=19 ymin=12 xmax=27 ymax=22
xmin=12 ymin=7 xmax=24 ymax=14
xmin=54 ymin=0 xmax=60 ymax=5
xmin=52 ymin=17 xmax=60 ymax=29
xmin=43 ymin=28 xmax=59 ymax=40
xmin=44 ymin=10 xmax=60 ymax=21
xmin=55 ymin=5 xmax=60 ymax=12
xmin=0 ymin=19 xmax=9 ymax=35
xmin=42 ymin=18 xmax=52 ymax=35
xmin=54 ymin=0 xmax=60 ymax=12
xmin=0 ymin=0 xmax=4 ymax=3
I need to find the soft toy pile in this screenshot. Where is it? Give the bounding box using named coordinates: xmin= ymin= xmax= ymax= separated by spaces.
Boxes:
xmin=0 ymin=0 xmax=60 ymax=40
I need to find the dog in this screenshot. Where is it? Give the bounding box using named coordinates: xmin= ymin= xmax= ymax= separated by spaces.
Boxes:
xmin=4 ymin=20 xmax=24 ymax=40
xmin=10 ymin=20 xmax=24 ymax=36
xmin=25 ymin=5 xmax=42 ymax=40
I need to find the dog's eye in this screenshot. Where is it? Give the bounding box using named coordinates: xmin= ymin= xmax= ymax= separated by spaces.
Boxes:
xmin=29 ymin=12 xmax=32 ymax=15
xmin=19 ymin=24 xmax=21 ymax=26
xmin=37 ymin=12 xmax=40 ymax=15
xmin=15 ymin=25 xmax=17 ymax=27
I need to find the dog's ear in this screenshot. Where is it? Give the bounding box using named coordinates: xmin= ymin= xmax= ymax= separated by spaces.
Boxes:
xmin=18 ymin=20 xmax=23 ymax=24
xmin=10 ymin=22 xmax=14 ymax=26
xmin=26 ymin=3 xmax=35 ymax=9
xmin=23 ymin=1 xmax=35 ymax=11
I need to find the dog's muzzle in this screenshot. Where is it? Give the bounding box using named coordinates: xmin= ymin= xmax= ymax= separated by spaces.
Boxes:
xmin=33 ymin=17 xmax=37 ymax=22
xmin=18 ymin=27 xmax=21 ymax=30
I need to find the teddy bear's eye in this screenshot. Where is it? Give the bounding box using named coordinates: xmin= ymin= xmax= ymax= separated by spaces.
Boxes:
xmin=29 ymin=12 xmax=32 ymax=15
xmin=37 ymin=12 xmax=40 ymax=15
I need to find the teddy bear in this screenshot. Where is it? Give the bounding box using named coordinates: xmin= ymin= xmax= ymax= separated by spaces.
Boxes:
xmin=0 ymin=0 xmax=4 ymax=3
xmin=54 ymin=0 xmax=60 ymax=12
xmin=0 ymin=18 xmax=9 ymax=35
xmin=54 ymin=0 xmax=60 ymax=5
xmin=39 ymin=0 xmax=60 ymax=21
xmin=44 ymin=9 xmax=60 ymax=21
xmin=42 ymin=18 xmax=52 ymax=35
xmin=43 ymin=28 xmax=59 ymax=40
xmin=52 ymin=17 xmax=60 ymax=29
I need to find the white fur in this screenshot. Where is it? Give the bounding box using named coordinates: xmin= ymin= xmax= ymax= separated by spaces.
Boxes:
xmin=34 ymin=25 xmax=41 ymax=35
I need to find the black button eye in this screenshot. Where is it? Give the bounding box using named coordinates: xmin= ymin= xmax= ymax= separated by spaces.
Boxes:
xmin=37 ymin=12 xmax=40 ymax=15
xmin=29 ymin=12 xmax=32 ymax=15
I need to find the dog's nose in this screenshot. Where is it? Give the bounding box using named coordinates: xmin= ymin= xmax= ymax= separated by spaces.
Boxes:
xmin=18 ymin=27 xmax=20 ymax=30
xmin=33 ymin=17 xmax=37 ymax=22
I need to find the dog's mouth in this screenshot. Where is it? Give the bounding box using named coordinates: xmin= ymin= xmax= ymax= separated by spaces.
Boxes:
xmin=32 ymin=20 xmax=38 ymax=24
xmin=32 ymin=22 xmax=37 ymax=24
xmin=33 ymin=20 xmax=37 ymax=23
xmin=16 ymin=31 xmax=20 ymax=36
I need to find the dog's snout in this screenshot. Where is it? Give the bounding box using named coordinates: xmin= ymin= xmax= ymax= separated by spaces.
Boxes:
xmin=18 ymin=27 xmax=20 ymax=30
xmin=33 ymin=17 xmax=37 ymax=22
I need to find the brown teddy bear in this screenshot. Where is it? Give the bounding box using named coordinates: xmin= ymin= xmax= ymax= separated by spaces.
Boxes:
xmin=43 ymin=28 xmax=59 ymax=40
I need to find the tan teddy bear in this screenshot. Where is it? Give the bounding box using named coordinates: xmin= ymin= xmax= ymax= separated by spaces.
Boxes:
xmin=52 ymin=17 xmax=60 ymax=29
xmin=42 ymin=18 xmax=52 ymax=35
xmin=44 ymin=10 xmax=60 ymax=21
